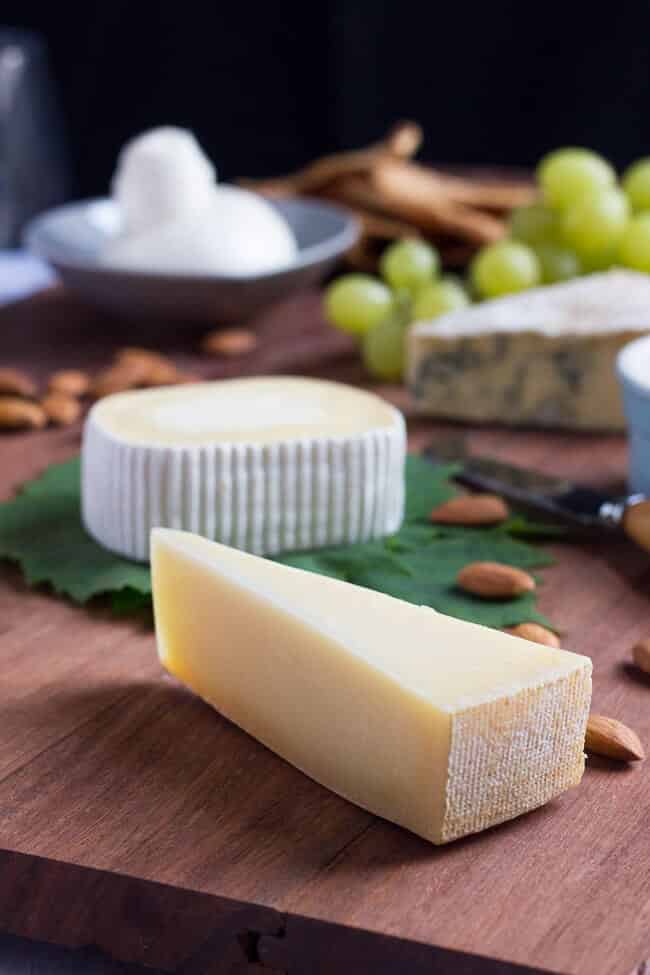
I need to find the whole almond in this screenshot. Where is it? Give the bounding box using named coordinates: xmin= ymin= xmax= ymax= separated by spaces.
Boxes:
xmin=41 ymin=392 xmax=81 ymax=426
xmin=91 ymin=361 xmax=150 ymax=399
xmin=116 ymin=348 xmax=180 ymax=386
xmin=504 ymin=622 xmax=560 ymax=647
xmin=585 ymin=714 xmax=645 ymax=762
xmin=0 ymin=367 xmax=37 ymax=398
xmin=201 ymin=328 xmax=258 ymax=357
xmin=430 ymin=494 xmax=509 ymax=526
xmin=0 ymin=396 xmax=47 ymax=430
xmin=632 ymin=638 xmax=650 ymax=675
xmin=457 ymin=561 xmax=536 ymax=599
xmin=48 ymin=369 xmax=90 ymax=398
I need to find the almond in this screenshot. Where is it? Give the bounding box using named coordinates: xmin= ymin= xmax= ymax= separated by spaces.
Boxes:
xmin=139 ymin=361 xmax=181 ymax=386
xmin=201 ymin=328 xmax=258 ymax=357
xmin=116 ymin=348 xmax=180 ymax=386
xmin=0 ymin=367 xmax=37 ymax=398
xmin=41 ymin=392 xmax=81 ymax=426
xmin=504 ymin=622 xmax=560 ymax=647
xmin=117 ymin=346 xmax=167 ymax=364
xmin=48 ymin=369 xmax=90 ymax=398
xmin=585 ymin=714 xmax=645 ymax=762
xmin=457 ymin=561 xmax=536 ymax=599
xmin=91 ymin=361 xmax=150 ymax=399
xmin=632 ymin=638 xmax=650 ymax=675
xmin=430 ymin=494 xmax=509 ymax=526
xmin=0 ymin=396 xmax=47 ymax=429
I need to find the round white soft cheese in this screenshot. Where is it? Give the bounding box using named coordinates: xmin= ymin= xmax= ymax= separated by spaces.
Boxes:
xmin=82 ymin=377 xmax=406 ymax=561
xmin=102 ymin=185 xmax=297 ymax=276
xmin=111 ymin=126 xmax=217 ymax=236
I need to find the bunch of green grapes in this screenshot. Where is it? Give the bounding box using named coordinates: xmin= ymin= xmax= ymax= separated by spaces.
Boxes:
xmin=324 ymin=147 xmax=650 ymax=380
xmin=473 ymin=147 xmax=650 ymax=299
xmin=324 ymin=240 xmax=469 ymax=380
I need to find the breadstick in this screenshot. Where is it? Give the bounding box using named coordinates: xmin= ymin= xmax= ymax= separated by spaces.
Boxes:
xmin=429 ymin=168 xmax=537 ymax=210
xmin=384 ymin=120 xmax=423 ymax=159
xmin=323 ymin=174 xmax=407 ymax=215
xmin=320 ymin=196 xmax=422 ymax=240
xmin=240 ymin=120 xmax=423 ymax=196
xmin=371 ymin=159 xmax=506 ymax=244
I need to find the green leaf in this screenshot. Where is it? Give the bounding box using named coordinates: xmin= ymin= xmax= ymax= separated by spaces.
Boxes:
xmin=403 ymin=456 xmax=460 ymax=521
xmin=0 ymin=452 xmax=556 ymax=629
xmin=0 ymin=457 xmax=151 ymax=605
xmin=500 ymin=515 xmax=567 ymax=539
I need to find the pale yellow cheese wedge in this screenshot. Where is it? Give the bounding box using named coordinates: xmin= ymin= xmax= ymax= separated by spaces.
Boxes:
xmin=151 ymin=528 xmax=592 ymax=844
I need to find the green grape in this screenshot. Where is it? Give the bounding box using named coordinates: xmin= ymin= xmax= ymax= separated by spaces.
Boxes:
xmin=619 ymin=213 xmax=650 ymax=272
xmin=362 ymin=313 xmax=406 ymax=381
xmin=470 ymin=241 xmax=541 ymax=299
xmin=622 ymin=158 xmax=650 ymax=213
xmin=561 ymin=187 xmax=629 ymax=259
xmin=534 ymin=244 xmax=581 ymax=284
xmin=412 ymin=277 xmax=470 ymax=319
xmin=537 ymin=148 xmax=615 ymax=209
xmin=324 ymin=274 xmax=394 ymax=335
xmin=509 ymin=204 xmax=559 ymax=245
xmin=580 ymin=249 xmax=618 ymax=273
xmin=379 ymin=239 xmax=440 ymax=292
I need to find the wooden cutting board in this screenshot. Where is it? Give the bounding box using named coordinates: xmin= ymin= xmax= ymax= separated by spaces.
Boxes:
xmin=1 ymin=290 xmax=649 ymax=975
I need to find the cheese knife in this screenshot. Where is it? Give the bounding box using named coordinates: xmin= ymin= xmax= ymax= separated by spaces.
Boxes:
xmin=424 ymin=437 xmax=650 ymax=553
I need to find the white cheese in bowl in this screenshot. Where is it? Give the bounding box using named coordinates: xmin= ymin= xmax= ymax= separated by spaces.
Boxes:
xmin=111 ymin=126 xmax=217 ymax=236
xmin=408 ymin=270 xmax=650 ymax=430
xmin=101 ymin=184 xmax=297 ymax=276
xmin=102 ymin=125 xmax=297 ymax=276
xmin=82 ymin=377 xmax=406 ymax=561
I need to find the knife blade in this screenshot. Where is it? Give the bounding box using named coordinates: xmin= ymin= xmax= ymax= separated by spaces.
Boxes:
xmin=424 ymin=436 xmax=650 ymax=551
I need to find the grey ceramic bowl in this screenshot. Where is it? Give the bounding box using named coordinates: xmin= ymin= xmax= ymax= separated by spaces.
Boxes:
xmin=24 ymin=196 xmax=359 ymax=322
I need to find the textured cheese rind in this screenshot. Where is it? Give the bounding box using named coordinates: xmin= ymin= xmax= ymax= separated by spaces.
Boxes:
xmin=82 ymin=380 xmax=406 ymax=560
xmin=442 ymin=668 xmax=590 ymax=843
xmin=151 ymin=528 xmax=592 ymax=845
xmin=407 ymin=270 xmax=650 ymax=431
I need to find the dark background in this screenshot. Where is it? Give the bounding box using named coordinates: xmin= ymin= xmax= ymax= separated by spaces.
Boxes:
xmin=3 ymin=0 xmax=650 ymax=198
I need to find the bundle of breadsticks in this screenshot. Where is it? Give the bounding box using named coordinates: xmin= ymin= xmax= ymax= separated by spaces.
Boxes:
xmin=241 ymin=121 xmax=537 ymax=271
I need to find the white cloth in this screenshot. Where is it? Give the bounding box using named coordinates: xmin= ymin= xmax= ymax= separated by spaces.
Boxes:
xmin=0 ymin=250 xmax=55 ymax=304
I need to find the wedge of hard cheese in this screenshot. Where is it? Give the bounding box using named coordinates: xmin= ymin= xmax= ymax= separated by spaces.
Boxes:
xmin=152 ymin=528 xmax=592 ymax=844
xmin=408 ymin=270 xmax=650 ymax=431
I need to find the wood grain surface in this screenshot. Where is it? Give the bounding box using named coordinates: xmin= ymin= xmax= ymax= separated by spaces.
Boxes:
xmin=1 ymin=289 xmax=650 ymax=975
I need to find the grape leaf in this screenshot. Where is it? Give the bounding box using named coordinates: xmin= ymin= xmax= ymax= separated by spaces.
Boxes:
xmin=0 ymin=457 xmax=151 ymax=609
xmin=0 ymin=453 xmax=558 ymax=627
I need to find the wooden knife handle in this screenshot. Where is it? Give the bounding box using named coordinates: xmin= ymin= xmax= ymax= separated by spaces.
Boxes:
xmin=622 ymin=500 xmax=650 ymax=553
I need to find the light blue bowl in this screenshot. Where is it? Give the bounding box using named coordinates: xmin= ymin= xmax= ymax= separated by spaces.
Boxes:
xmin=617 ymin=334 xmax=650 ymax=494
xmin=24 ymin=196 xmax=359 ymax=323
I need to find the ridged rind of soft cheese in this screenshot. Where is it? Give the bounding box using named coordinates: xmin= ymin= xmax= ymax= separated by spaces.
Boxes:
xmin=407 ymin=270 xmax=650 ymax=430
xmin=151 ymin=528 xmax=593 ymax=845
xmin=82 ymin=393 xmax=406 ymax=561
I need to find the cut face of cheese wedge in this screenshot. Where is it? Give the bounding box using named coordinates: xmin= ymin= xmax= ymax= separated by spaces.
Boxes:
xmin=408 ymin=270 xmax=650 ymax=431
xmin=152 ymin=528 xmax=592 ymax=844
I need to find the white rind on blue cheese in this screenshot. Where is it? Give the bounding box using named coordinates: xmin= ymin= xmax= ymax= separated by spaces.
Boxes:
xmin=407 ymin=270 xmax=650 ymax=430
xmin=82 ymin=376 xmax=406 ymax=561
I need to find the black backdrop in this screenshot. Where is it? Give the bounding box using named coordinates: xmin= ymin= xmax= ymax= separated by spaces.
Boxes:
xmin=4 ymin=0 xmax=650 ymax=198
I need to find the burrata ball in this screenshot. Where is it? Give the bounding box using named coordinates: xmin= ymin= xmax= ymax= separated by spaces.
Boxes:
xmin=112 ymin=126 xmax=217 ymax=235
xmin=102 ymin=184 xmax=297 ymax=275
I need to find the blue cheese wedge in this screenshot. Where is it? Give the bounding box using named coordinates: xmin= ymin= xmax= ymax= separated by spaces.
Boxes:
xmin=408 ymin=270 xmax=650 ymax=430
xmin=152 ymin=528 xmax=592 ymax=844
xmin=82 ymin=376 xmax=406 ymax=561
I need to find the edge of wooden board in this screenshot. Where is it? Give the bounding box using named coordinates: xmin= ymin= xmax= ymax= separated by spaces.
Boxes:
xmin=0 ymin=847 xmax=551 ymax=974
